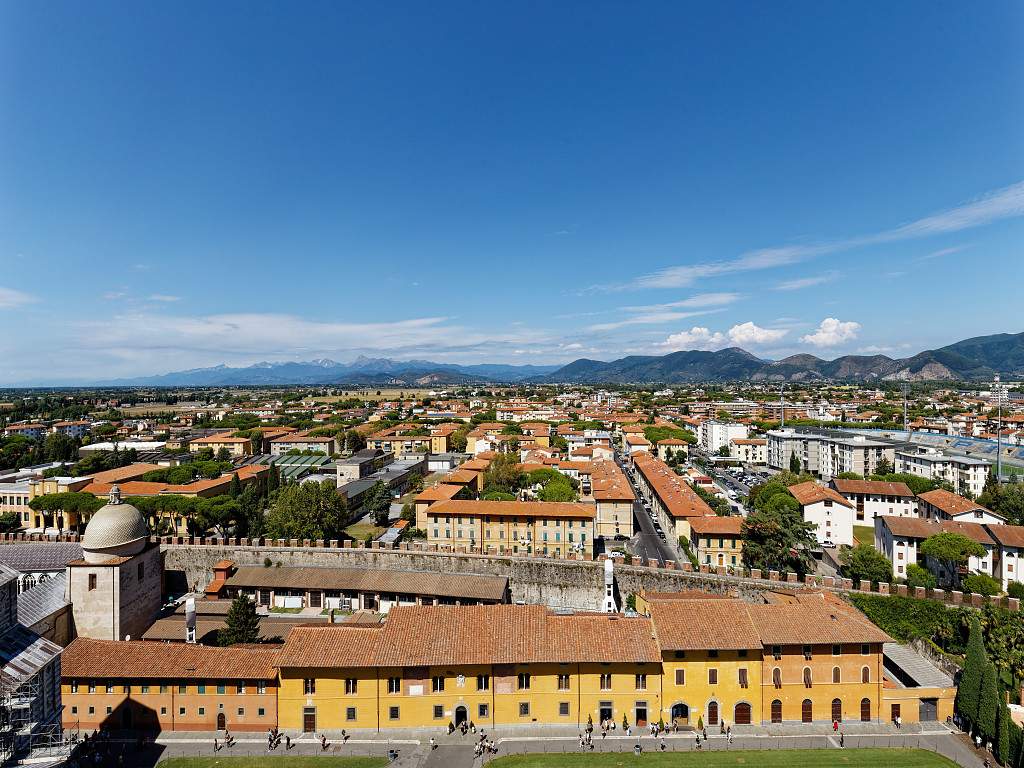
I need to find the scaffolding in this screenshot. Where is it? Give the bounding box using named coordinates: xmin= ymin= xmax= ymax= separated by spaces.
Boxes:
xmin=0 ymin=663 xmax=71 ymax=765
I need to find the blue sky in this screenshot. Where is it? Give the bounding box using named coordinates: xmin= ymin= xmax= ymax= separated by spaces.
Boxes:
xmin=1 ymin=1 xmax=1022 ymax=384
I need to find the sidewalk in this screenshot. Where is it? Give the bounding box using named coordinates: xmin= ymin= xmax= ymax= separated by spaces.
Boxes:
xmin=87 ymin=721 xmax=985 ymax=767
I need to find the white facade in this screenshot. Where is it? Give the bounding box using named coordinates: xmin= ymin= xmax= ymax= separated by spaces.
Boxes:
xmin=895 ymin=449 xmax=991 ymax=498
xmin=801 ymin=498 xmax=854 ymax=547
xmin=699 ymin=421 xmax=748 ymax=453
xmin=818 ymin=436 xmax=894 ymax=479
xmin=767 ymin=429 xmax=822 ymax=473
xmin=874 ymin=520 xmax=920 ymax=580
xmin=729 ymin=439 xmax=766 ymax=464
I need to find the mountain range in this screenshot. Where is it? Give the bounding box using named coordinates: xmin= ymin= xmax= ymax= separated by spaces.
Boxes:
xmin=89 ymin=331 xmax=1023 ymax=387
xmin=540 ymin=331 xmax=1024 ymax=384
xmin=95 ymin=356 xmax=559 ymax=387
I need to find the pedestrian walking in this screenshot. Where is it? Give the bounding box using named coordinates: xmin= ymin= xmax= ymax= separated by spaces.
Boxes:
xmin=285 ymin=735 xmax=291 ymax=750
xmin=839 ymin=732 xmax=845 ymax=748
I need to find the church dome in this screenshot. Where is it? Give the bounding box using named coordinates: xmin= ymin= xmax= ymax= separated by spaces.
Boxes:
xmin=82 ymin=485 xmax=149 ymax=562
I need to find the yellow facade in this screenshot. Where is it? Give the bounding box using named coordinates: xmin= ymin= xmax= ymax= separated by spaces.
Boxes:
xmin=694 ymin=534 xmax=743 ymax=568
xmin=661 ymin=649 xmax=758 ymax=727
xmin=423 ymin=512 xmax=594 ymax=556
xmin=278 ymin=662 xmax=664 ymax=732
xmin=595 ymin=500 xmax=633 ymax=539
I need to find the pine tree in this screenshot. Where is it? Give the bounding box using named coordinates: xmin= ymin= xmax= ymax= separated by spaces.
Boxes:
xmin=979 ymin=661 xmax=998 ymax=743
xmin=228 ymin=472 xmax=241 ymax=499
xmin=996 ymin=696 xmax=1011 ymax=766
xmin=219 ymin=594 xmax=261 ymax=646
xmin=958 ymin=615 xmax=986 ymax=729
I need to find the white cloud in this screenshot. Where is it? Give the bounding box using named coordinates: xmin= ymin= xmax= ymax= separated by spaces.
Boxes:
xmin=773 ymin=272 xmax=839 ymax=291
xmin=657 ymin=321 xmax=787 ymax=351
xmin=148 ymin=294 xmax=181 ymax=302
xmin=620 ymin=292 xmax=741 ymax=312
xmin=858 ymin=345 xmax=894 ymax=354
xmin=657 ymin=327 xmax=726 ymax=351
xmin=915 ymin=245 xmax=968 ymax=262
xmin=609 ymin=179 xmax=1024 ymax=292
xmin=727 ymin=321 xmax=788 ymax=346
xmin=800 ymin=318 xmax=861 ymax=347
xmin=0 ymin=287 xmax=36 ymax=309
xmin=624 ymin=246 xmax=818 ymax=290
xmin=586 ymin=308 xmax=722 ymax=332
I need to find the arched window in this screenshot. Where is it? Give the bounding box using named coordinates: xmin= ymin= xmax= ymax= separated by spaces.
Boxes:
xmin=803 ymin=667 xmax=812 ymax=688
xmin=771 ymin=699 xmax=783 ymax=723
xmin=860 ymin=698 xmax=871 ymax=722
xmin=772 ymin=667 xmax=782 ymax=688
xmin=861 ymin=666 xmax=870 ymax=684
xmin=832 ymin=666 xmax=841 ymax=684
xmin=707 ymin=700 xmax=719 ymax=726
xmin=832 ymin=698 xmax=842 ymax=723
xmin=801 ymin=699 xmax=812 ymax=723
xmin=734 ymin=702 xmax=751 ymax=725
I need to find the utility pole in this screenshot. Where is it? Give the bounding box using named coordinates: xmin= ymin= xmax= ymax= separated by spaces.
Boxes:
xmin=901 ymin=382 xmax=909 ymax=434
xmin=779 ymin=385 xmax=785 ymax=429
xmin=994 ymin=374 xmax=1004 ymax=485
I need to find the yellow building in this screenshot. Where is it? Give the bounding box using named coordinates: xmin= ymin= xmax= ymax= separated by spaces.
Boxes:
xmin=422 ymin=499 xmax=595 ymax=557
xmin=276 ymin=605 xmax=661 ymax=733
xmin=188 ymin=432 xmax=253 ymax=457
xmin=688 ymin=516 xmax=744 ymax=569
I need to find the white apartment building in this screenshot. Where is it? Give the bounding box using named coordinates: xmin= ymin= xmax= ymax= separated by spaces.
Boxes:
xmin=874 ymin=516 xmax=995 ymax=585
xmin=818 ymin=436 xmax=895 ymax=479
xmin=729 ymin=438 xmax=766 ymax=465
xmin=788 ymin=481 xmax=855 ymax=547
xmin=895 ymin=448 xmax=991 ymax=499
xmin=699 ymin=420 xmax=748 ymax=453
xmin=988 ymin=526 xmax=1024 ymax=591
xmin=830 ymin=478 xmax=916 ymax=526
xmin=767 ymin=429 xmax=822 ymax=474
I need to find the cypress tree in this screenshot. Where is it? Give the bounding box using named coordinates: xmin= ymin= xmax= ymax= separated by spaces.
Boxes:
xmin=219 ymin=594 xmax=261 ymax=646
xmin=269 ymin=463 xmax=280 ymax=492
xmin=228 ymin=472 xmax=241 ymax=498
xmin=958 ymin=616 xmax=986 ymax=729
xmin=996 ymin=697 xmax=1010 ymax=766
xmin=979 ymin=661 xmax=998 ymax=743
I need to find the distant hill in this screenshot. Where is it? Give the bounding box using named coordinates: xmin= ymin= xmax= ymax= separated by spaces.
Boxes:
xmin=94 ymin=357 xmax=558 ymax=387
xmin=85 ymin=331 xmax=1023 ymax=387
xmin=542 ymin=331 xmax=1024 ymax=384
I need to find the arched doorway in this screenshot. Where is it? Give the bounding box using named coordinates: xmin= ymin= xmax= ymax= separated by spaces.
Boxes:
xmin=455 ymin=706 xmax=468 ymax=726
xmin=860 ymin=698 xmax=871 ymax=722
xmin=771 ymin=699 xmax=782 ymax=724
xmin=217 ymin=712 xmax=226 ymax=730
xmin=831 ymin=698 xmax=842 ymax=723
xmin=707 ymin=700 xmax=719 ymax=726
xmin=734 ymin=702 xmax=751 ymax=725
xmin=670 ymin=703 xmax=689 ymax=726
xmin=801 ymin=699 xmax=812 ymax=723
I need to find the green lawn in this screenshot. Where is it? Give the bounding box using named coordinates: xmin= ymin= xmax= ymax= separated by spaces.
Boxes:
xmin=853 ymin=525 xmax=874 ymax=547
xmin=488 ymin=748 xmax=955 ymax=768
xmin=160 ymin=758 xmax=387 ymax=768
xmin=343 ymin=523 xmax=386 ymax=541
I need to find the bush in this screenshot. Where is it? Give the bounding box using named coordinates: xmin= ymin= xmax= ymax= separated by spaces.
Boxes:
xmin=905 ymin=563 xmax=937 ymax=589
xmin=962 ymin=572 xmax=1001 ymax=597
xmin=1007 ymin=581 xmax=1024 ymax=600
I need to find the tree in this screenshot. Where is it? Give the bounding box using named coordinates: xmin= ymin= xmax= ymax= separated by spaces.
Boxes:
xmin=482 ymin=453 xmax=526 ymax=496
xmin=957 ymin=616 xmax=985 ymax=729
xmin=979 ymin=661 xmax=998 ymax=743
xmin=875 ymin=457 xmax=894 ymax=475
xmin=268 ymin=463 xmax=281 ymax=492
xmin=28 ymin=492 xmax=105 ymax=532
xmin=363 ymin=480 xmax=393 ymax=527
xmin=840 ymin=544 xmax=893 ymax=586
xmin=963 ymin=572 xmax=1002 ymax=597
xmin=0 ymin=511 xmax=22 ymax=533
xmin=905 ymin=563 xmax=937 ymax=589
xmin=717 ymin=445 xmax=731 ymax=457
xmin=789 ymin=451 xmax=801 ymax=474
xmin=920 ymin=532 xmax=986 ymax=580
xmin=264 ymin=480 xmax=348 ymax=541
xmin=219 ymin=594 xmax=261 ymax=646
xmin=741 ymin=501 xmax=817 ymax=577
xmin=228 ymin=472 xmax=241 ymax=499
xmin=996 ymin=695 xmax=1011 ymax=766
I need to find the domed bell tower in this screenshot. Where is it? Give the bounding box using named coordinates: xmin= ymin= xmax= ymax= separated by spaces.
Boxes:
xmin=66 ymin=485 xmax=162 ymax=640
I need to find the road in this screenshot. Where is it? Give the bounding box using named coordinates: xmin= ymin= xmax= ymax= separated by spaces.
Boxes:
xmin=614 ymin=452 xmax=680 ymax=566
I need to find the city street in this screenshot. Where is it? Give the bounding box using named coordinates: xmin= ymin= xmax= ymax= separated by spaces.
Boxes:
xmin=613 ymin=451 xmax=680 ymax=567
